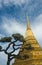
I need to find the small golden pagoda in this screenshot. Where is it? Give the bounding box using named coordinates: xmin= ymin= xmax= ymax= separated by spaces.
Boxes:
xmin=12 ymin=17 xmax=42 ymax=65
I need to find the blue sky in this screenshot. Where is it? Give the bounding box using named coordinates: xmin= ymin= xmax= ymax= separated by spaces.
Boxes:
xmin=0 ymin=0 xmax=42 ymax=65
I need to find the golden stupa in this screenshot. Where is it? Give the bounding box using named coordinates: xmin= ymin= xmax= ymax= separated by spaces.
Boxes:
xmin=12 ymin=17 xmax=42 ymax=65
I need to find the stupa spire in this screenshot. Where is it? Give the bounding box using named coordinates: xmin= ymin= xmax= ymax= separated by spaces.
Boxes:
xmin=26 ymin=16 xmax=30 ymax=29
xmin=12 ymin=15 xmax=42 ymax=65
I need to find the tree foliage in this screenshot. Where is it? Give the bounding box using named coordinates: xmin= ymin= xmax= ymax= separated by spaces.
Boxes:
xmin=0 ymin=37 xmax=12 ymax=42
xmin=12 ymin=33 xmax=25 ymax=42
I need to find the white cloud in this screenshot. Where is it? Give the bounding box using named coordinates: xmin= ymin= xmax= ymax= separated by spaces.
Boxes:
xmin=2 ymin=17 xmax=26 ymax=35
xmin=0 ymin=0 xmax=2 ymax=8
xmin=1 ymin=14 xmax=42 ymax=47
xmin=4 ymin=0 xmax=26 ymax=4
xmin=1 ymin=14 xmax=42 ymax=48
xmin=31 ymin=14 xmax=42 ymax=47
xmin=0 ymin=34 xmax=5 ymax=39
xmin=0 ymin=0 xmax=29 ymax=7
xmin=0 ymin=52 xmax=7 ymax=65
xmin=12 ymin=0 xmax=28 ymax=5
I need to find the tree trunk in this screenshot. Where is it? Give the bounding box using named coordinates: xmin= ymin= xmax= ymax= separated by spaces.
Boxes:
xmin=7 ymin=60 xmax=10 ymax=65
xmin=7 ymin=56 xmax=10 ymax=65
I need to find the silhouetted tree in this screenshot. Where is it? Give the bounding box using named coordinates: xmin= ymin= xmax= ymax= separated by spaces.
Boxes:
xmin=0 ymin=33 xmax=25 ymax=65
xmin=0 ymin=33 xmax=33 ymax=65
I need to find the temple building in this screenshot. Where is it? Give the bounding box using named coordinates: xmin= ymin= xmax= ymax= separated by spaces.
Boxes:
xmin=12 ymin=17 xmax=42 ymax=65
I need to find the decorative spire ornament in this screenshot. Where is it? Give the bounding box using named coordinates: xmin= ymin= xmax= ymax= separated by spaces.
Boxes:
xmin=26 ymin=16 xmax=30 ymax=29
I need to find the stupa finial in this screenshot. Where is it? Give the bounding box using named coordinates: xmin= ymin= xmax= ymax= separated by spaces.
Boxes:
xmin=26 ymin=16 xmax=30 ymax=29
